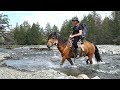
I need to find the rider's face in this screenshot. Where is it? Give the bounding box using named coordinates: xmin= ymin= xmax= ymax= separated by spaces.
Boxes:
xmin=72 ymin=21 xmax=78 ymax=26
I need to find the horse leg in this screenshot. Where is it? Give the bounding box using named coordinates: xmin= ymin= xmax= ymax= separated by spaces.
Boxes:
xmin=86 ymin=59 xmax=89 ymax=64
xmin=86 ymin=55 xmax=93 ymax=64
xmin=67 ymin=58 xmax=74 ymax=65
xmin=60 ymin=56 xmax=66 ymax=66
xmin=87 ymin=55 xmax=93 ymax=64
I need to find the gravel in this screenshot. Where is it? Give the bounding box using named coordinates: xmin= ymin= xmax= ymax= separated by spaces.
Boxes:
xmin=0 ymin=66 xmax=100 ymax=79
xmin=0 ymin=67 xmax=68 ymax=79
xmin=0 ymin=66 xmax=82 ymax=79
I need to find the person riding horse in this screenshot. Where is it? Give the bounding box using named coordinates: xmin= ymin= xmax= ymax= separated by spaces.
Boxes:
xmin=69 ymin=17 xmax=85 ymax=58
xmin=47 ymin=17 xmax=102 ymax=65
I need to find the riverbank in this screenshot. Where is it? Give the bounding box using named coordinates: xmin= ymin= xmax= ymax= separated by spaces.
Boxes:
xmin=1 ymin=45 xmax=120 ymax=54
xmin=0 ymin=66 xmax=99 ymax=79
xmin=0 ymin=67 xmax=67 ymax=79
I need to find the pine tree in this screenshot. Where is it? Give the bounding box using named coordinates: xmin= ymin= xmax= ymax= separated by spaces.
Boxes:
xmin=27 ymin=23 xmax=41 ymax=45
xmin=82 ymin=14 xmax=96 ymax=43
xmin=52 ymin=25 xmax=59 ymax=33
xmin=0 ymin=13 xmax=10 ymax=31
xmin=81 ymin=12 xmax=102 ymax=44
xmin=13 ymin=23 xmax=20 ymax=44
xmin=101 ymin=17 xmax=113 ymax=44
xmin=60 ymin=19 xmax=72 ymax=39
xmin=0 ymin=13 xmax=10 ymax=45
xmin=111 ymin=11 xmax=120 ymax=44
xmin=45 ymin=23 xmax=52 ymax=36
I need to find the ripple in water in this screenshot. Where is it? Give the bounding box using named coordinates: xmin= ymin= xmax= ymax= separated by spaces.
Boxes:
xmin=1 ymin=47 xmax=120 ymax=79
xmin=1 ymin=59 xmax=58 ymax=71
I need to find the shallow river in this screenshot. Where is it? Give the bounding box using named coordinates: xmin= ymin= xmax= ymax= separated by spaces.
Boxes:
xmin=0 ymin=47 xmax=120 ymax=79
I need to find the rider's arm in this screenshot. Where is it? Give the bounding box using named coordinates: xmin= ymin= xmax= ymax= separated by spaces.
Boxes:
xmin=73 ymin=30 xmax=82 ymax=37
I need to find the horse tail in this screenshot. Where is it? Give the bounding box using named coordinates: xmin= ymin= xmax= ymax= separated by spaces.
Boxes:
xmin=94 ymin=45 xmax=102 ymax=62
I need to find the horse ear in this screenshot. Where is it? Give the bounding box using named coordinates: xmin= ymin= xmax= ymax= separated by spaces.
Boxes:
xmin=55 ymin=32 xmax=60 ymax=36
xmin=54 ymin=32 xmax=57 ymax=35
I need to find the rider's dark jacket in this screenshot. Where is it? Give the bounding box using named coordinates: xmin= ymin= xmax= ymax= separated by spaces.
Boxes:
xmin=72 ymin=24 xmax=84 ymax=40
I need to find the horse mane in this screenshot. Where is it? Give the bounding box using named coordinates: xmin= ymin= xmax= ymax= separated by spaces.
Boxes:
xmin=57 ymin=35 xmax=68 ymax=44
xmin=48 ymin=32 xmax=68 ymax=44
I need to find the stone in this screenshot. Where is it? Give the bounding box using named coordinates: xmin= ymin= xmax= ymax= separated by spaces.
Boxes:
xmin=91 ymin=76 xmax=100 ymax=79
xmin=77 ymin=74 xmax=90 ymax=79
xmin=0 ymin=52 xmax=11 ymax=61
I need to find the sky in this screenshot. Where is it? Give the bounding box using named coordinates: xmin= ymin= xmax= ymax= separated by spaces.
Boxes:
xmin=0 ymin=11 xmax=112 ymax=30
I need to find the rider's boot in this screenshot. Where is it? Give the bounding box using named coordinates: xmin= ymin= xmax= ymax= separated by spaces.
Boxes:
xmin=74 ymin=48 xmax=79 ymax=59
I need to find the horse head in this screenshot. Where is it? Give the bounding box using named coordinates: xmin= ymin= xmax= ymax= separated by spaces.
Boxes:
xmin=47 ymin=32 xmax=59 ymax=48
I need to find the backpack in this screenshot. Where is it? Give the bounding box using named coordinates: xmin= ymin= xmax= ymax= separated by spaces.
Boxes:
xmin=81 ymin=23 xmax=89 ymax=37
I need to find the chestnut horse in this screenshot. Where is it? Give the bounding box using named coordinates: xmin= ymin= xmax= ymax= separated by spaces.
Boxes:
xmin=47 ymin=32 xmax=102 ymax=65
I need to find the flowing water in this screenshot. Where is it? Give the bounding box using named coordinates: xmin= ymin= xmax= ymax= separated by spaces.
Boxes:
xmin=0 ymin=46 xmax=120 ymax=79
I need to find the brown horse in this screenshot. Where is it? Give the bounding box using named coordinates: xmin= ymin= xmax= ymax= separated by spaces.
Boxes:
xmin=47 ymin=32 xmax=102 ymax=65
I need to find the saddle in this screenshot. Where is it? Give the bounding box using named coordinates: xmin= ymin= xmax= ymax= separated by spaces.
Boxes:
xmin=67 ymin=37 xmax=74 ymax=47
xmin=68 ymin=37 xmax=86 ymax=58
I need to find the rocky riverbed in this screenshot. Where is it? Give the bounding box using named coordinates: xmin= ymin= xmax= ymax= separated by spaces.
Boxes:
xmin=0 ymin=45 xmax=120 ymax=79
xmin=0 ymin=66 xmax=99 ymax=79
xmin=97 ymin=45 xmax=120 ymax=55
xmin=0 ymin=67 xmax=74 ymax=79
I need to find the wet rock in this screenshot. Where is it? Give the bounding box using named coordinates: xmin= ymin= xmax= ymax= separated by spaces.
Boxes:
xmin=0 ymin=66 xmax=92 ymax=79
xmin=65 ymin=76 xmax=77 ymax=79
xmin=91 ymin=76 xmax=100 ymax=79
xmin=0 ymin=57 xmax=4 ymax=61
xmin=57 ymin=76 xmax=66 ymax=79
xmin=0 ymin=67 xmax=67 ymax=79
xmin=77 ymin=74 xmax=90 ymax=79
xmin=0 ymin=52 xmax=11 ymax=61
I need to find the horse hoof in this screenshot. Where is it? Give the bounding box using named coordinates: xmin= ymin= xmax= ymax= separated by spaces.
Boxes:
xmin=60 ymin=64 xmax=63 ymax=67
xmin=86 ymin=60 xmax=88 ymax=64
xmin=71 ymin=63 xmax=74 ymax=65
xmin=90 ymin=61 xmax=93 ymax=64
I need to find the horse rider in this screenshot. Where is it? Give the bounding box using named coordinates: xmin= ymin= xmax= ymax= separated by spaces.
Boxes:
xmin=69 ymin=17 xmax=85 ymax=58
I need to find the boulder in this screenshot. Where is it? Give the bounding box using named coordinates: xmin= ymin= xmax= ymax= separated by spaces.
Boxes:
xmin=91 ymin=76 xmax=100 ymax=79
xmin=0 ymin=52 xmax=11 ymax=61
xmin=77 ymin=74 xmax=90 ymax=79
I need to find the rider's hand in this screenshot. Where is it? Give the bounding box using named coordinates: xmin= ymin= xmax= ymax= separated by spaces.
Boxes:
xmin=69 ymin=35 xmax=74 ymax=38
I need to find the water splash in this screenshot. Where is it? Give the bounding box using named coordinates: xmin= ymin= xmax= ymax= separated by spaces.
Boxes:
xmin=96 ymin=69 xmax=120 ymax=74
xmin=92 ymin=55 xmax=97 ymax=64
